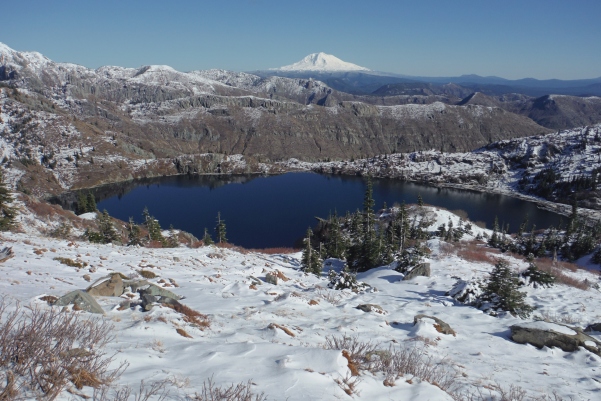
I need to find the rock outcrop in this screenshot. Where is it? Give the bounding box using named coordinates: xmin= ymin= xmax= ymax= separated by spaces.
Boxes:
xmin=510 ymin=321 xmax=601 ymax=355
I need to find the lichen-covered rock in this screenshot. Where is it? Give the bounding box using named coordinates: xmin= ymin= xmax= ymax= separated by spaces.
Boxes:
xmin=510 ymin=321 xmax=601 ymax=355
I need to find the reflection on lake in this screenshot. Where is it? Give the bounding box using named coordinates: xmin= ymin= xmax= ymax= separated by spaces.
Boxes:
xmin=93 ymin=172 xmax=564 ymax=249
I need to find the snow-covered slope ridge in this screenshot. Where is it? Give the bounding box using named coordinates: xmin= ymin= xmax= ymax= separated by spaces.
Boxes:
xmin=2 ymin=205 xmax=601 ymax=400
xmin=273 ymin=52 xmax=370 ymax=72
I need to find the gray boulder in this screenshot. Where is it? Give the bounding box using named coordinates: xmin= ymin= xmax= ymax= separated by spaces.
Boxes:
xmin=54 ymin=290 xmax=105 ymax=314
xmin=414 ymin=314 xmax=456 ymax=336
xmin=86 ymin=273 xmax=124 ymax=297
xmin=139 ymin=283 xmax=182 ymax=300
xmin=137 ymin=283 xmax=182 ymax=311
xmin=510 ymin=321 xmax=601 ymax=355
xmin=356 ymin=304 xmax=386 ymax=314
xmin=403 ymin=263 xmax=431 ymax=281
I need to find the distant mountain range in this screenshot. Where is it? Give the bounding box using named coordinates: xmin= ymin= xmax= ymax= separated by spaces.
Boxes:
xmin=0 ymin=42 xmax=600 ymax=196
xmin=256 ymin=53 xmax=601 ymax=97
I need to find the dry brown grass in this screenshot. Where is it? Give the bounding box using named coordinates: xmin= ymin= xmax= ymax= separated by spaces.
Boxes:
xmin=162 ymin=302 xmax=210 ymax=329
xmin=456 ymin=242 xmax=499 ymax=265
xmin=342 ymin=350 xmax=360 ymax=376
xmin=535 ymin=258 xmax=590 ymax=290
xmin=268 ymin=323 xmax=295 ymax=337
xmin=176 ymin=328 xmax=192 ymax=338
xmin=54 ymin=257 xmax=86 ymax=268
xmin=138 ymin=269 xmax=157 ymax=279
xmin=146 ymin=240 xmax=164 ymax=249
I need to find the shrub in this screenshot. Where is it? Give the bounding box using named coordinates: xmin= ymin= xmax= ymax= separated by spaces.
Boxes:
xmin=48 ymin=222 xmax=73 ymax=239
xmin=188 ymin=377 xmax=266 ymax=401
xmin=327 ymin=269 xmax=370 ymax=292
xmin=0 ymin=300 xmax=126 ymax=399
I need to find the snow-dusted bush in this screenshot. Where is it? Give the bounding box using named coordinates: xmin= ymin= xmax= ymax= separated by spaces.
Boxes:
xmin=447 ymin=278 xmax=485 ymax=304
xmin=327 ymin=269 xmax=370 ymax=292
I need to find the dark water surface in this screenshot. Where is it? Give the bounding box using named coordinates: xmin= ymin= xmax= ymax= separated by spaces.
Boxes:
xmin=96 ymin=172 xmax=564 ymax=248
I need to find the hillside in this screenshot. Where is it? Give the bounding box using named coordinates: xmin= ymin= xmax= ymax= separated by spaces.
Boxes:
xmin=1 ymin=200 xmax=600 ymax=400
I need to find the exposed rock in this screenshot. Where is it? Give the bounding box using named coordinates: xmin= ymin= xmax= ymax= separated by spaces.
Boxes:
xmin=0 ymin=247 xmax=13 ymax=263
xmin=139 ymin=283 xmax=182 ymax=300
xmin=356 ymin=304 xmax=386 ymax=314
xmin=584 ymin=323 xmax=601 ymax=333
xmin=414 ymin=314 xmax=456 ymax=336
xmin=265 ymin=273 xmax=279 ymax=285
xmin=54 ymin=290 xmax=104 ymax=314
xmin=86 ymin=273 xmax=124 ymax=297
xmin=403 ymin=263 xmax=431 ymax=281
xmin=123 ymin=279 xmax=150 ymax=293
xmin=248 ymin=275 xmax=263 ymax=285
xmin=137 ymin=283 xmax=182 ymax=311
xmin=510 ymin=321 xmax=601 ymax=355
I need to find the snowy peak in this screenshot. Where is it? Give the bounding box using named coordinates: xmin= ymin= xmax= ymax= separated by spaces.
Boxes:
xmin=273 ymin=52 xmax=370 ymax=72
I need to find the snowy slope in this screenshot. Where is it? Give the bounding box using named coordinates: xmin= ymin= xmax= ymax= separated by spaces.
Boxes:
xmin=273 ymin=52 xmax=370 ymax=72
xmin=1 ymin=205 xmax=601 ymax=400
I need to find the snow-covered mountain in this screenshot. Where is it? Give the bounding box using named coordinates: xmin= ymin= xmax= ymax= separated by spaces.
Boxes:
xmin=272 ymin=52 xmax=370 ymax=72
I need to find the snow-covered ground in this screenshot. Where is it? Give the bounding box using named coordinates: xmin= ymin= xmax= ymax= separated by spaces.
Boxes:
xmin=1 ymin=207 xmax=601 ymax=400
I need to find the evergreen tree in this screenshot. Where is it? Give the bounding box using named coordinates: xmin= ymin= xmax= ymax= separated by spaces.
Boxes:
xmin=482 ymin=260 xmax=533 ymax=318
xmin=86 ymin=193 xmax=97 ymax=212
xmin=358 ymin=178 xmax=379 ymax=271
xmin=202 ymin=228 xmax=214 ymax=245
xmin=142 ymin=207 xmax=165 ymax=244
xmin=417 ymin=194 xmax=424 ymax=207
xmin=76 ymin=192 xmax=89 ymax=215
xmin=301 ymin=228 xmax=322 ymax=276
xmin=324 ymin=212 xmax=346 ymax=260
xmin=0 ymin=171 xmax=16 ymax=231
xmin=85 ymin=210 xmax=119 ymax=244
xmin=215 ymin=212 xmax=227 ymax=243
xmin=396 ymin=201 xmax=410 ymax=253
xmin=489 ymin=216 xmax=500 ymax=247
xmin=127 ymin=217 xmax=143 ymax=246
xmin=166 ymin=225 xmax=179 ymax=248
xmin=521 ymin=262 xmax=555 ymax=288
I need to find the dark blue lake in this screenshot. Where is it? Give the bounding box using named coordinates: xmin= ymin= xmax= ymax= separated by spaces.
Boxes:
xmin=96 ymin=172 xmax=564 ymax=248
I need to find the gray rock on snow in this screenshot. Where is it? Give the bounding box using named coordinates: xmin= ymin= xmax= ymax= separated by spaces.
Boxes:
xmin=356 ymin=304 xmax=386 ymax=314
xmin=510 ymin=321 xmax=601 ymax=355
xmin=403 ymin=263 xmax=431 ymax=281
xmin=54 ymin=290 xmax=105 ymax=314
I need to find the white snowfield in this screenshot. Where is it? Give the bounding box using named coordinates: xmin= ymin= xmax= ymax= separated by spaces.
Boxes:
xmin=1 ymin=207 xmax=601 ymax=400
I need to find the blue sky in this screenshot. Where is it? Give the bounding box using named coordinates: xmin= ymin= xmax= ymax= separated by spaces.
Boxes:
xmin=3 ymin=0 xmax=600 ymax=79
